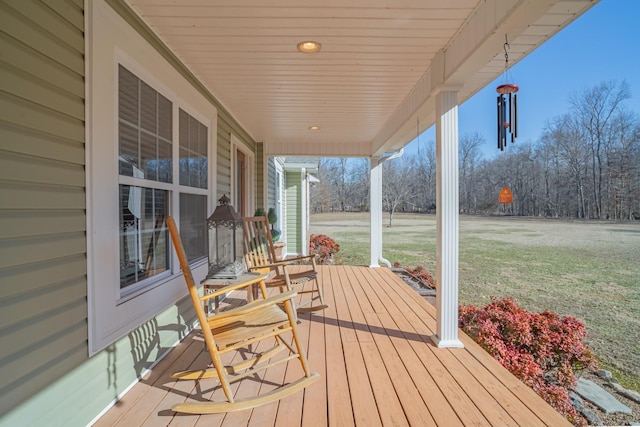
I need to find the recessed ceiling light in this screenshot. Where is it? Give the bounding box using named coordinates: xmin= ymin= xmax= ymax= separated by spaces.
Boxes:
xmin=297 ymin=41 xmax=321 ymax=53
xmin=308 ymin=126 xmax=320 ymax=131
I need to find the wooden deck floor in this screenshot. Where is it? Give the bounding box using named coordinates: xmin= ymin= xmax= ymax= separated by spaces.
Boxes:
xmin=93 ymin=265 xmax=570 ymax=426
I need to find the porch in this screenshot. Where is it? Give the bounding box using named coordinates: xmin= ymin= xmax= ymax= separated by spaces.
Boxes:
xmin=93 ymin=265 xmax=568 ymax=426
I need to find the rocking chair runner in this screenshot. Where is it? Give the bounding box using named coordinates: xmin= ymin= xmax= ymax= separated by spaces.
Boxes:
xmin=242 ymin=214 xmax=328 ymax=314
xmin=166 ymin=216 xmax=318 ymax=414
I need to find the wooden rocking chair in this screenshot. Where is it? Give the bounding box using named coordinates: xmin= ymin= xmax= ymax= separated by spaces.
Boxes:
xmin=242 ymin=214 xmax=329 ymax=314
xmin=166 ymin=216 xmax=318 ymax=414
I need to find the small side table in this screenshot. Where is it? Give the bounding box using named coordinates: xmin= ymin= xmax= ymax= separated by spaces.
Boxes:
xmin=201 ymin=272 xmax=263 ymax=314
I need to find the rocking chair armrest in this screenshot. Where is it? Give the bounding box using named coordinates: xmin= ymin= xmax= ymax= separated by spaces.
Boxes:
xmin=248 ymin=267 xmax=272 ymax=276
xmin=200 ymin=274 xmax=269 ymax=301
xmin=210 ymin=290 xmax=298 ymax=320
xmin=279 ymin=254 xmax=316 ymax=264
xmin=247 ymin=255 xmax=315 ymax=271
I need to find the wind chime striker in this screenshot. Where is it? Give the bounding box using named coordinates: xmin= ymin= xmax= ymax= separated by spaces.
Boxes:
xmin=498 ymin=187 xmax=513 ymax=204
xmin=497 ymin=35 xmax=518 ymax=151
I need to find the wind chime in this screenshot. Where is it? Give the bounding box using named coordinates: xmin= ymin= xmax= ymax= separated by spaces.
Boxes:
xmin=496 ymin=35 xmax=518 ymax=151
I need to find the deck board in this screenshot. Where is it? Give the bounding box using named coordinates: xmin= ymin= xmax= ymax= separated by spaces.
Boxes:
xmin=300 ymin=270 xmax=328 ymax=427
xmin=93 ymin=265 xmax=571 ymax=427
xmin=376 ymin=269 xmax=521 ymax=426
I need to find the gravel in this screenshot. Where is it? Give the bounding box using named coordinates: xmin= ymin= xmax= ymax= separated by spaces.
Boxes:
xmin=580 ymin=371 xmax=640 ymax=426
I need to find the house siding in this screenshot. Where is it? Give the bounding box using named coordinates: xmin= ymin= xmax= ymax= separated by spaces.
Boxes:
xmin=0 ymin=0 xmax=257 ymax=425
xmin=285 ymin=171 xmax=303 ymax=254
xmin=216 ymin=122 xmax=232 ymax=197
xmin=0 ymin=0 xmax=87 ymax=418
xmin=266 ymin=157 xmax=277 ymax=210
xmin=217 ymin=116 xmax=255 ymax=201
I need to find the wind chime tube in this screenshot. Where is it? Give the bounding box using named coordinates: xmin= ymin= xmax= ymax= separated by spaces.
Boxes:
xmin=513 ymin=94 xmax=518 ymax=139
xmin=501 ymin=95 xmax=507 ymax=150
xmin=497 ymin=96 xmax=502 ymax=150
xmin=509 ymin=92 xmax=514 ymax=143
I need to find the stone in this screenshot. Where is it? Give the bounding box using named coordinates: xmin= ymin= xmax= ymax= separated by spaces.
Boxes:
xmin=576 ymin=377 xmax=633 ymax=415
xmin=597 ymin=369 xmax=613 ymax=380
xmin=605 ymin=382 xmax=626 ymax=393
xmin=604 ymin=381 xmax=640 ymax=403
xmin=570 ymin=391 xmax=603 ymax=426
xmin=580 ymin=407 xmax=603 ymax=426
xmin=570 ymin=391 xmax=583 ymax=405
xmin=619 ymin=388 xmax=640 ymax=404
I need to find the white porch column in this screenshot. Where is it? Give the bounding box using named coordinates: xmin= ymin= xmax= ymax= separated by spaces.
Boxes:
xmin=369 ymin=157 xmax=383 ymax=268
xmin=432 ymin=90 xmax=464 ymax=348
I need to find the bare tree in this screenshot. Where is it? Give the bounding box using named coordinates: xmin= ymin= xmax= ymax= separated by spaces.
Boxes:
xmin=312 ymin=158 xmax=340 ymax=212
xmin=542 ymin=113 xmax=589 ymax=218
xmin=536 ymin=133 xmax=563 ymax=218
xmin=337 ymin=158 xmax=349 ymax=211
xmin=459 ymin=132 xmax=484 ymax=213
xmin=348 ymin=158 xmax=370 ymax=211
xmin=606 ymin=109 xmax=640 ymax=219
xmin=413 ymin=139 xmax=436 ymax=212
xmin=382 ymin=157 xmax=416 ymax=226
xmin=570 ymin=80 xmax=631 ymax=218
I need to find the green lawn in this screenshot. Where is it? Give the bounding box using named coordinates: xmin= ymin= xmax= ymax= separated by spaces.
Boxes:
xmin=311 ymin=212 xmax=640 ymax=389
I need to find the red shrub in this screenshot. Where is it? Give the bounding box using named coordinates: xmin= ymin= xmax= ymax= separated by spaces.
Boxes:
xmin=459 ymin=297 xmax=597 ymax=426
xmin=309 ymin=234 xmax=340 ymax=264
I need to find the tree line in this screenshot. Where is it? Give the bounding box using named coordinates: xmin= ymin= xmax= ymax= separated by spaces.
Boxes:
xmin=311 ymin=81 xmax=640 ymax=221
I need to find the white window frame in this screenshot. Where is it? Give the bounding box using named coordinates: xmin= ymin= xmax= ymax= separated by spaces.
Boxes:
xmin=230 ymin=134 xmax=255 ymax=216
xmin=86 ymin=1 xmax=217 ymax=356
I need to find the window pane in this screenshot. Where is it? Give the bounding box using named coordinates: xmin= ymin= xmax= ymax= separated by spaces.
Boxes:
xmin=195 ymin=121 xmax=208 ymax=188
xmin=178 ymin=108 xmax=208 ymax=189
xmin=140 ymin=81 xmax=157 ymax=133
xmin=189 ymin=115 xmax=198 ymax=153
xmin=119 ymin=123 xmax=139 ymax=176
xmin=158 ymin=94 xmax=172 ymax=139
xmin=158 ymin=139 xmax=172 ymax=183
xmin=119 ymin=185 xmax=169 ymax=289
xmin=140 ymin=132 xmax=157 ymax=181
xmin=118 ymin=65 xmax=138 ymax=125
xmin=198 ymin=157 xmax=208 ymax=189
xmin=179 ymin=147 xmax=189 ymax=186
xmin=179 ymin=109 xmax=189 ymax=148
xmin=198 ymin=122 xmax=208 ymax=156
xmin=118 ymin=65 xmax=172 ymax=184
xmin=180 ymin=193 xmax=207 ymax=262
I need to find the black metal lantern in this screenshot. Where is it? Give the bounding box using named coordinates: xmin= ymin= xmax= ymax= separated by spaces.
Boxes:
xmin=207 ymin=194 xmax=245 ymax=279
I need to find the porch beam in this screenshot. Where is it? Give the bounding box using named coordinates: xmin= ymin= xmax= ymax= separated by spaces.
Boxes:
xmin=432 ymin=89 xmax=464 ymax=349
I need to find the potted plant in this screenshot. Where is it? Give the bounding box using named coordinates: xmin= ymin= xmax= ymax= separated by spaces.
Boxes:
xmin=267 ymin=207 xmax=285 ymax=259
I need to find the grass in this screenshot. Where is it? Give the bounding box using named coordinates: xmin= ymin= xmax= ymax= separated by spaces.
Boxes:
xmin=311 ymin=212 xmax=640 ymax=390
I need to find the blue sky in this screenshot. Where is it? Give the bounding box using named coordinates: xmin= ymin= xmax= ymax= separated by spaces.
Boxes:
xmin=406 ymin=0 xmax=640 ymax=160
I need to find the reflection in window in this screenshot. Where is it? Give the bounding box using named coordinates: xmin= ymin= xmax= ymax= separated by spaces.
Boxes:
xmin=180 ymin=193 xmax=207 ymax=262
xmin=119 ymin=185 xmax=169 ymax=290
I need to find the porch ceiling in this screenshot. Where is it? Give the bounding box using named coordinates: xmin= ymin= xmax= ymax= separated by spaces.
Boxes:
xmin=125 ymin=0 xmax=597 ymax=158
